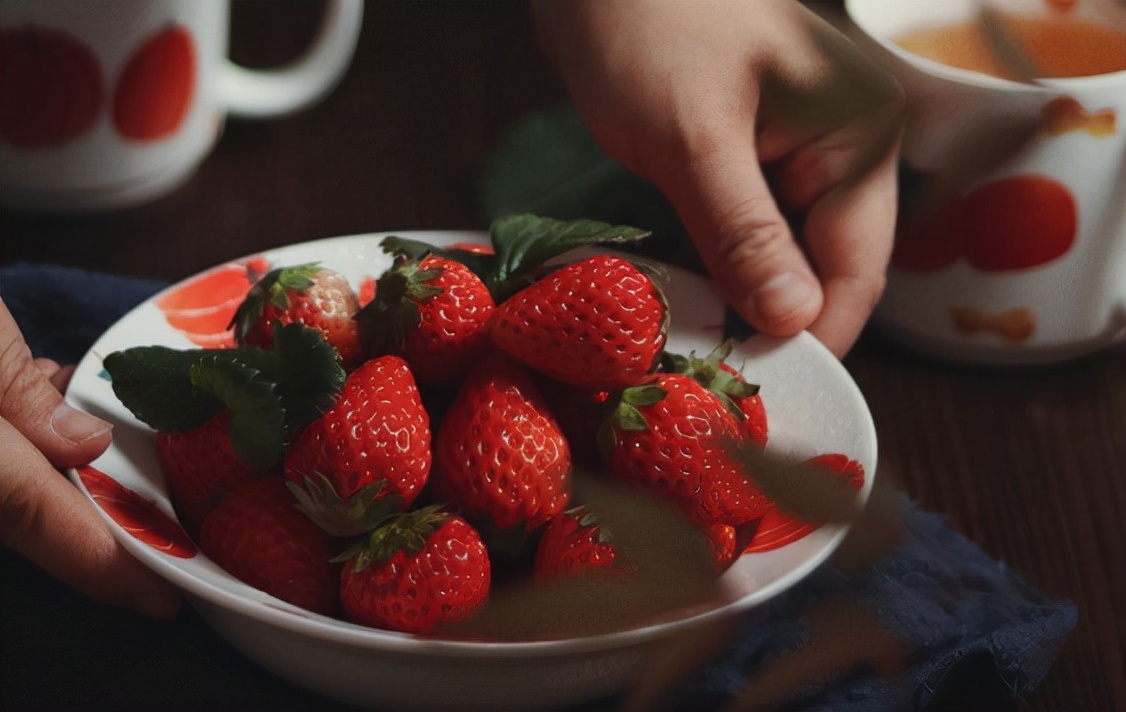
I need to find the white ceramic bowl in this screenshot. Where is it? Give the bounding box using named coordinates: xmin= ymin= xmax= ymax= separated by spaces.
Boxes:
xmin=67 ymin=231 xmax=878 ymax=712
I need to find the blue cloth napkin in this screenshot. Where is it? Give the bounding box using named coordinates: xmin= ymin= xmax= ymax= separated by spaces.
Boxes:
xmin=0 ymin=260 xmax=1077 ymax=712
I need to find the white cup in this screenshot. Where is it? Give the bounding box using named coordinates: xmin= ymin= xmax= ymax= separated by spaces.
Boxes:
xmin=0 ymin=0 xmax=363 ymax=212
xmin=843 ymin=0 xmax=1126 ymax=364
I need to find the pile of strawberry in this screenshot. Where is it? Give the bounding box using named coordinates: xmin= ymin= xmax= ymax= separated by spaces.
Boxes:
xmin=104 ymin=215 xmax=862 ymax=637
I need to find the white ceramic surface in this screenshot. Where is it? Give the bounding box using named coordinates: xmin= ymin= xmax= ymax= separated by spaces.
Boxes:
xmin=66 ymin=231 xmax=878 ymax=712
xmin=0 ymin=0 xmax=362 ymax=211
xmin=844 ymin=0 xmax=1126 ymax=364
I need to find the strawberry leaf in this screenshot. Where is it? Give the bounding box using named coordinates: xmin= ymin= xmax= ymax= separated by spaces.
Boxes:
xmin=103 ymin=325 xmax=343 ymax=441
xmin=189 ymin=355 xmax=286 ymax=471
xmin=355 ymin=258 xmax=442 ymax=359
xmin=289 ymin=475 xmax=399 ymax=538
xmin=344 ymin=505 xmax=450 ymax=571
xmin=228 ymin=262 xmax=320 ymax=339
xmin=103 ymin=347 xmax=221 ymax=432
xmin=383 ymin=215 xmax=652 ymax=304
xmin=488 ymin=214 xmax=651 ymax=286
xmin=266 ymin=323 xmax=346 ymax=428
xmin=380 ymin=236 xmax=496 ymax=286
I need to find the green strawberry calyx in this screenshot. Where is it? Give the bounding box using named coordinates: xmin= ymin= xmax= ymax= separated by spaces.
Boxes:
xmin=288 ymin=475 xmax=401 ymax=539
xmin=661 ymin=340 xmax=760 ymax=420
xmin=380 ymin=213 xmax=652 ymax=304
xmin=333 ymin=504 xmax=450 ymax=572
xmin=354 ymin=257 xmax=445 ymax=358
xmin=229 ymin=262 xmax=321 ymax=340
xmin=568 ymin=505 xmax=614 ymax=547
xmin=103 ymin=323 xmax=345 ymax=471
xmin=607 ymin=382 xmax=667 ymax=434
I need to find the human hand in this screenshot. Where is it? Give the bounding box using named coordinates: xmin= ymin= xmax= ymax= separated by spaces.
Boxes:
xmin=532 ymin=0 xmax=905 ymax=356
xmin=0 ymin=299 xmax=180 ymax=619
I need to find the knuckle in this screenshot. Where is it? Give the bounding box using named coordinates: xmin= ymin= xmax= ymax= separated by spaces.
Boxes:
xmin=0 ymin=332 xmax=55 ymax=423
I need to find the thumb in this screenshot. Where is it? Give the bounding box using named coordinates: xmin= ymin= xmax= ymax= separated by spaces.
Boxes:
xmin=0 ymin=300 xmax=113 ymax=466
xmin=652 ymin=129 xmax=823 ymax=337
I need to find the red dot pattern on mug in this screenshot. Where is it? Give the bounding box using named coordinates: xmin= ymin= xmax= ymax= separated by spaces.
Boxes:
xmin=891 ymin=173 xmax=1080 ymax=273
xmin=0 ymin=23 xmax=196 ymax=149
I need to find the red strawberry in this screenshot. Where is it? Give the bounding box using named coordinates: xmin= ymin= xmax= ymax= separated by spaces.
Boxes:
xmin=746 ymin=453 xmax=865 ymax=553
xmin=702 ymin=522 xmax=738 ymax=571
xmin=606 ymin=373 xmax=771 ymax=529
xmin=156 ymin=409 xmax=266 ymax=534
xmin=357 ymin=254 xmax=495 ymax=385
xmin=338 ymin=506 xmax=490 ymax=633
xmin=200 ymin=478 xmax=341 ymax=617
xmin=735 ymin=390 xmax=768 ymax=449
xmin=433 ymin=355 xmax=571 ymax=535
xmin=533 ymin=374 xmax=613 ymax=469
xmin=285 ymin=356 xmax=431 ymax=537
xmin=533 ymin=506 xmax=617 ymax=581
xmin=489 ymin=255 xmax=668 ymax=390
xmin=232 ymin=263 xmax=362 ymax=369
xmin=664 ymin=341 xmax=769 ymax=449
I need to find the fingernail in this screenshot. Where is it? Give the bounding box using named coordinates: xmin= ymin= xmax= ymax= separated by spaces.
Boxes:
xmin=753 ymin=272 xmax=817 ymax=325
xmin=50 ymin=403 xmax=113 ymax=445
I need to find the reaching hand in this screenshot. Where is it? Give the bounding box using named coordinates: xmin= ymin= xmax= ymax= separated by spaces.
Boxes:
xmin=0 ymin=299 xmax=180 ymax=619
xmin=533 ymin=0 xmax=905 ymax=356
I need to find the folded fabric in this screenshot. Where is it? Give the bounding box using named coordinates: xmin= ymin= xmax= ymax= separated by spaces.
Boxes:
xmin=0 ymin=261 xmax=1078 ymax=711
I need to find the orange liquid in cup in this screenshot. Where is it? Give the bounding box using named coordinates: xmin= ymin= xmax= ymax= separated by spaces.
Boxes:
xmin=894 ymin=15 xmax=1126 ymax=80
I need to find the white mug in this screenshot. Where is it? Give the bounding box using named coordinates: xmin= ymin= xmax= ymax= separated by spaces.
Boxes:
xmin=843 ymin=0 xmax=1126 ymax=364
xmin=0 ymin=0 xmax=363 ymax=212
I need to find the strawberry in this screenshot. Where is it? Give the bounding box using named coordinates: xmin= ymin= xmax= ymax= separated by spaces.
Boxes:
xmin=746 ymin=453 xmax=865 ymax=553
xmin=606 ymin=372 xmax=771 ymax=529
xmin=338 ymin=506 xmax=490 ymax=633
xmin=532 ymin=374 xmax=613 ymax=469
xmin=702 ymin=522 xmax=738 ymax=571
xmin=432 ymin=354 xmax=571 ymax=535
xmin=533 ymin=506 xmax=617 ymax=581
xmin=199 ymin=478 xmax=342 ymax=617
xmin=285 ymin=355 xmax=431 ymax=537
xmin=489 ymin=255 xmax=668 ymax=390
xmin=356 ymin=254 xmax=495 ymax=386
xmin=231 ymin=263 xmax=362 ymax=369
xmin=156 ymin=409 xmax=266 ymax=534
xmin=663 ymin=341 xmax=769 ymax=449
xmin=736 ymin=389 xmax=769 ymax=450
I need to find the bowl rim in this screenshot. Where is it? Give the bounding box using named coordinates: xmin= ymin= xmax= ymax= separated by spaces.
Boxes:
xmin=66 ymin=230 xmax=878 ymax=660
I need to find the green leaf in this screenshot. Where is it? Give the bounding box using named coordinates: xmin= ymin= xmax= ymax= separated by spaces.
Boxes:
xmin=267 ymin=323 xmax=346 ymax=428
xmin=613 ymin=403 xmax=649 ymax=433
xmin=358 ymin=505 xmax=450 ymax=567
xmin=228 ymin=263 xmax=320 ymax=338
xmin=379 ymin=236 xmax=496 ymax=286
xmin=189 ymin=355 xmax=286 ymax=471
xmin=478 ymin=105 xmax=697 ymax=266
xmin=488 ymin=213 xmax=651 ymax=286
xmin=104 ymin=325 xmax=343 ymax=442
xmin=103 ymin=347 xmax=220 ymax=432
xmin=621 ymin=383 xmax=667 ymax=408
xmin=289 ymin=476 xmax=398 ymax=538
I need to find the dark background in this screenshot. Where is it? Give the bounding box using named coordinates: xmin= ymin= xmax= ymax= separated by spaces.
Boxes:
xmin=2 ymin=2 xmax=1123 ymax=711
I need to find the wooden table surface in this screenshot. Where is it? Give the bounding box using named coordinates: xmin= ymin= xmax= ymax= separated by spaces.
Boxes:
xmin=2 ymin=3 xmax=1122 ymax=711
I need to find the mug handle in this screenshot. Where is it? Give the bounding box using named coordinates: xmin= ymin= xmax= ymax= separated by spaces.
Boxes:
xmin=218 ymin=0 xmax=363 ymax=119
